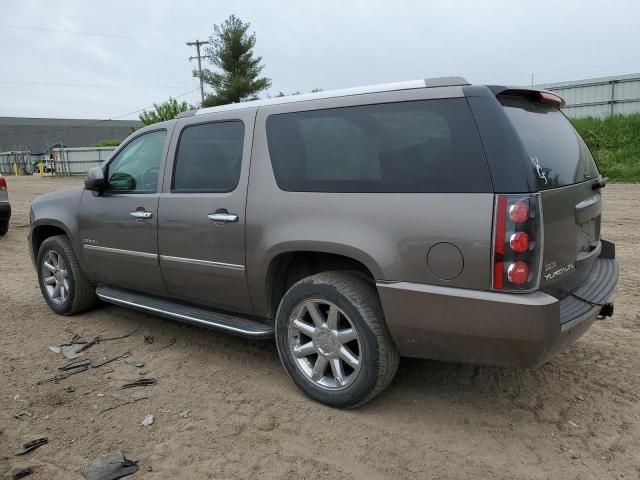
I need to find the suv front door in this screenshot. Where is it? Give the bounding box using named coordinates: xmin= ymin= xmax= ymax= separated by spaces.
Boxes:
xmin=158 ymin=110 xmax=255 ymax=314
xmin=78 ymin=127 xmax=171 ymax=295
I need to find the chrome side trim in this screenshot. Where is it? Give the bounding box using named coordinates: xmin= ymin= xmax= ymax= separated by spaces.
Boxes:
xmin=84 ymin=244 xmax=157 ymax=259
xmin=159 ymin=255 xmax=245 ymax=271
xmin=96 ymin=292 xmax=268 ymax=337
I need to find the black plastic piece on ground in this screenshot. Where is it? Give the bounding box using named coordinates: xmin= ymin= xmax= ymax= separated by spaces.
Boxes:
xmin=15 ymin=437 xmax=48 ymax=455
xmin=599 ymin=302 xmax=614 ymax=318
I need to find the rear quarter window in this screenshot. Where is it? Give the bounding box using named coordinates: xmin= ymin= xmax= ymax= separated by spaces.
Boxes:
xmin=265 ymin=98 xmax=492 ymax=193
xmin=500 ymin=96 xmax=599 ymax=190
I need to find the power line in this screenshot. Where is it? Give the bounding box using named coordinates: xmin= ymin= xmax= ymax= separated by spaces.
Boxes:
xmin=0 ymin=80 xmax=192 ymax=89
xmin=0 ymin=88 xmax=199 ymax=141
xmin=0 ymin=24 xmax=183 ymax=43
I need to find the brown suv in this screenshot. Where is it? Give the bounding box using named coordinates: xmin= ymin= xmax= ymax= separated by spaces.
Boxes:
xmin=28 ymin=77 xmax=618 ymax=407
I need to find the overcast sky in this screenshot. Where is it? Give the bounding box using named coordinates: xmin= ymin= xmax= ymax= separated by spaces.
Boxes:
xmin=1 ymin=0 xmax=639 ymax=119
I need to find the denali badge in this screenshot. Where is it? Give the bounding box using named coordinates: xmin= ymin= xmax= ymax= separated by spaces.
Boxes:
xmin=543 ymin=263 xmax=575 ymax=281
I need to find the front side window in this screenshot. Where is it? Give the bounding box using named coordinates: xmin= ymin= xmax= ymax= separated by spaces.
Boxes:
xmin=172 ymin=121 xmax=244 ymax=193
xmin=106 ymin=130 xmax=167 ymax=193
xmin=266 ymin=98 xmax=491 ymax=193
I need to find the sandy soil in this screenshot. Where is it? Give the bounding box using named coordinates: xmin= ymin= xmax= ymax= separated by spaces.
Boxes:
xmin=1 ymin=175 xmax=639 ymax=479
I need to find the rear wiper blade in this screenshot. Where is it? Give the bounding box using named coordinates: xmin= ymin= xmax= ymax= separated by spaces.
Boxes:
xmin=592 ymin=177 xmax=608 ymax=190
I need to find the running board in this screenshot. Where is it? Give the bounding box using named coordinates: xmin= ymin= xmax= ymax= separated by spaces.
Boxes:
xmin=96 ymin=285 xmax=274 ymax=339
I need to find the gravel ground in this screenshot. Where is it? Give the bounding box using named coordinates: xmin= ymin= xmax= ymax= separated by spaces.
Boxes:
xmin=1 ymin=176 xmax=639 ymax=479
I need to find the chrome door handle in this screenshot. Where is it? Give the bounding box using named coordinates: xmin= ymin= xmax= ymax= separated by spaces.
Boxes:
xmin=208 ymin=212 xmax=238 ymax=223
xmin=130 ymin=210 xmax=153 ymax=219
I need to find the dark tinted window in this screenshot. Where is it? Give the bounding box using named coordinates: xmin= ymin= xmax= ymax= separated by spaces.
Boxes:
xmin=500 ymin=96 xmax=599 ymax=190
xmin=173 ymin=121 xmax=244 ymax=192
xmin=266 ymin=99 xmax=491 ymax=193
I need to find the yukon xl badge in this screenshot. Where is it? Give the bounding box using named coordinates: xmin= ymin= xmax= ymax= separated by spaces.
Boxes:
xmin=543 ymin=262 xmax=575 ymax=281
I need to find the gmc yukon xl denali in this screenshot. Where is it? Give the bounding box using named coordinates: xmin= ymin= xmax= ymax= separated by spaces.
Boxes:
xmin=29 ymin=77 xmax=618 ymax=407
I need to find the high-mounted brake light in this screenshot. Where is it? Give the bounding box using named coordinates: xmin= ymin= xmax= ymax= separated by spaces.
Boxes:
xmin=538 ymin=91 xmax=563 ymax=107
xmin=492 ymin=194 xmax=542 ymax=292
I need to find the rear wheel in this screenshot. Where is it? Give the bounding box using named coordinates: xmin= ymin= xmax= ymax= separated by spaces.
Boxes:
xmin=37 ymin=235 xmax=97 ymax=315
xmin=0 ymin=220 xmax=8 ymax=236
xmin=275 ymin=271 xmax=399 ymax=408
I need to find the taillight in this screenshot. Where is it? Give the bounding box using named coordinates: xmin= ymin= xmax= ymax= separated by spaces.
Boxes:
xmin=0 ymin=177 xmax=6 ymax=190
xmin=492 ymin=194 xmax=542 ymax=291
xmin=507 ymin=261 xmax=529 ymax=285
xmin=509 ymin=231 xmax=530 ymax=253
xmin=509 ymin=201 xmax=529 ymax=224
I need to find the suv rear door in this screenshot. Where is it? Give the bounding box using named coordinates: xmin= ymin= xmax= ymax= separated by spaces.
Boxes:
xmin=157 ymin=109 xmax=256 ymax=314
xmin=498 ymin=93 xmax=603 ymax=295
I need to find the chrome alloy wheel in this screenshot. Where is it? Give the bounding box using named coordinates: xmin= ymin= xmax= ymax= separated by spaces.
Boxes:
xmin=288 ymin=299 xmax=362 ymax=390
xmin=41 ymin=250 xmax=70 ymax=305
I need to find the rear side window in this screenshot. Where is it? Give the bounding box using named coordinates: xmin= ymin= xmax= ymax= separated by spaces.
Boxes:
xmin=500 ymin=96 xmax=599 ymax=190
xmin=172 ymin=121 xmax=244 ymax=193
xmin=266 ymin=99 xmax=491 ymax=193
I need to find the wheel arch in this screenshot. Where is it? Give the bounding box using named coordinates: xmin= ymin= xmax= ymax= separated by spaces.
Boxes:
xmin=261 ymin=243 xmax=384 ymax=319
xmin=31 ymin=220 xmax=77 ymax=266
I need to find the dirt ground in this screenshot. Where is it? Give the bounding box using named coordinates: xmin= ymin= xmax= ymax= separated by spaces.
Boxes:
xmin=1 ymin=175 xmax=638 ymax=479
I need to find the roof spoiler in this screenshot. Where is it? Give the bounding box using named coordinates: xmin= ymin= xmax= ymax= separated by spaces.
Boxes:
xmin=487 ymin=86 xmax=566 ymax=108
xmin=487 ymin=85 xmax=566 ymax=108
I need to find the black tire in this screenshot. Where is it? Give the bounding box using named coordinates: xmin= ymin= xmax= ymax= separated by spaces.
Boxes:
xmin=0 ymin=220 xmax=8 ymax=236
xmin=37 ymin=235 xmax=97 ymax=315
xmin=275 ymin=271 xmax=399 ymax=408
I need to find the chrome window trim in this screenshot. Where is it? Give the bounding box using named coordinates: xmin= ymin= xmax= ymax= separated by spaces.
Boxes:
xmin=83 ymin=244 xmax=157 ymax=259
xmin=159 ymin=254 xmax=245 ymax=271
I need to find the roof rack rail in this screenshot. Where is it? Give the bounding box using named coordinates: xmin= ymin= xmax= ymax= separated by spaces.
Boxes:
xmin=424 ymin=76 xmax=469 ymax=87
xmin=194 ymin=76 xmax=470 ymax=116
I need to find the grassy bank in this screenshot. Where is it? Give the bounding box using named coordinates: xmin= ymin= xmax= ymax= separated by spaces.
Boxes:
xmin=572 ymin=114 xmax=640 ymax=183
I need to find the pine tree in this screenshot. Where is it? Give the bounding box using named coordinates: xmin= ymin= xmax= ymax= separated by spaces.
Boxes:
xmin=199 ymin=15 xmax=271 ymax=107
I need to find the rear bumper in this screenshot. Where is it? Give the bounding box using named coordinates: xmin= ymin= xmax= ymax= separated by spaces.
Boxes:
xmin=0 ymin=202 xmax=10 ymax=221
xmin=377 ymin=256 xmax=618 ymax=368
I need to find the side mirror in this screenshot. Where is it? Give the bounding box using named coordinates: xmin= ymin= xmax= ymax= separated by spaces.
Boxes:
xmin=84 ymin=167 xmax=106 ymax=191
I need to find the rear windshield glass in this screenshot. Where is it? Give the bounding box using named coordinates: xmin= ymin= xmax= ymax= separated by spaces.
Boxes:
xmin=500 ymin=96 xmax=599 ymax=190
xmin=266 ymin=98 xmax=492 ymax=193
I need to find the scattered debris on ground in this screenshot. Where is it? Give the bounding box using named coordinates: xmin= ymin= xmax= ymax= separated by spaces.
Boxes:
xmin=120 ymin=378 xmax=156 ymax=389
xmin=99 ymin=396 xmax=149 ymax=414
xmin=93 ymin=352 xmax=131 ymax=369
xmin=81 ymin=451 xmax=138 ymax=480
xmin=7 ymin=466 xmax=33 ymax=479
xmin=141 ymin=414 xmax=154 ymax=427
xmin=160 ymin=338 xmax=176 ymax=349
xmin=124 ymin=358 xmax=144 ymax=368
xmin=14 ymin=437 xmax=48 ymax=456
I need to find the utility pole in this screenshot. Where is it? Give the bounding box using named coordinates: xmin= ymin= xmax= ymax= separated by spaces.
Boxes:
xmin=187 ymin=39 xmax=210 ymax=105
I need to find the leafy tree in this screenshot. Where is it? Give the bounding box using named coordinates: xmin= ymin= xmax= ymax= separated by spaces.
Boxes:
xmin=139 ymin=97 xmax=192 ymax=125
xmin=199 ymin=15 xmax=271 ymax=107
xmin=94 ymin=139 xmax=121 ymax=147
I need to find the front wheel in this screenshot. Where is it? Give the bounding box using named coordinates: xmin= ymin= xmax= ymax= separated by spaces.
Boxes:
xmin=0 ymin=220 xmax=8 ymax=236
xmin=37 ymin=235 xmax=97 ymax=315
xmin=275 ymin=271 xmax=399 ymax=408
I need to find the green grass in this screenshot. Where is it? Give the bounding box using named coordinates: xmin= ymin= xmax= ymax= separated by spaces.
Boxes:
xmin=571 ymin=114 xmax=640 ymax=183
